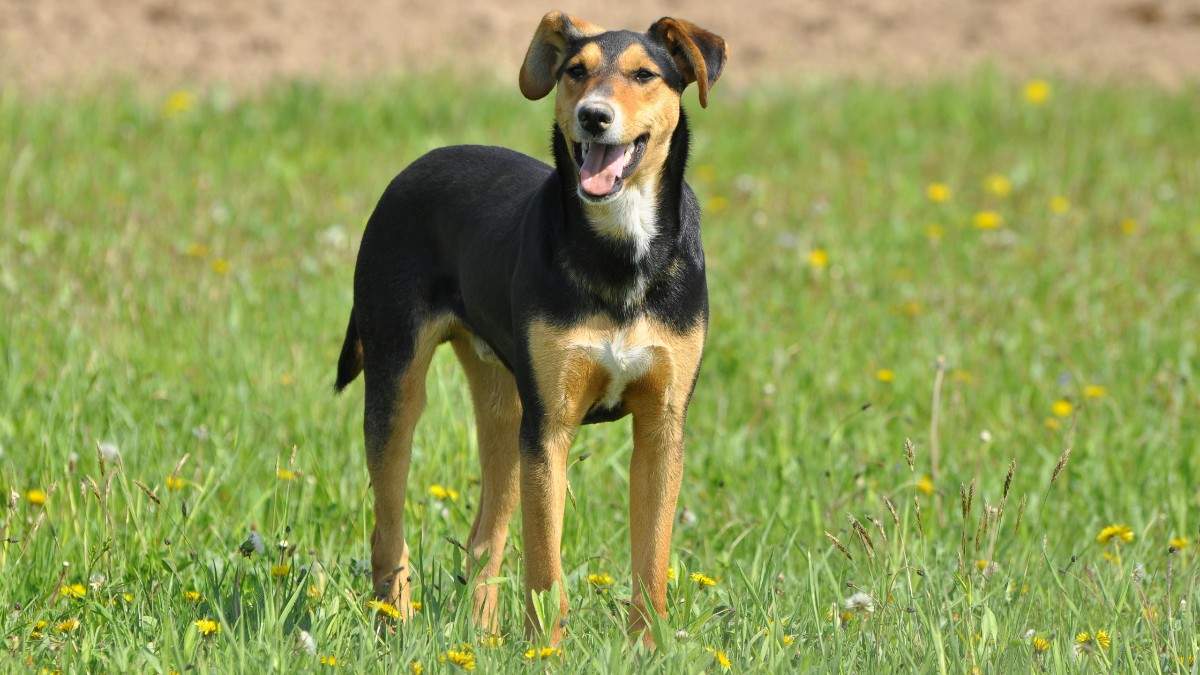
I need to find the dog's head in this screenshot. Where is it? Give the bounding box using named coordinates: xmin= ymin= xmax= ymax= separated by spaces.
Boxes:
xmin=519 ymin=12 xmax=727 ymax=203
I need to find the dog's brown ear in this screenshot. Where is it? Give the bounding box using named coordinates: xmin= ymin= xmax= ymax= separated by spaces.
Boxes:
xmin=647 ymin=17 xmax=728 ymax=108
xmin=519 ymin=11 xmax=604 ymax=101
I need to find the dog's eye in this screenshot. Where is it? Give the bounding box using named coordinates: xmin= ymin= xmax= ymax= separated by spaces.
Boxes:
xmin=566 ymin=64 xmax=587 ymax=80
xmin=633 ymin=69 xmax=658 ymax=83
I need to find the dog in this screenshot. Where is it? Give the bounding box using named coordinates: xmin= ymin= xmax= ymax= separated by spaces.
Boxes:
xmin=335 ymin=11 xmax=726 ymax=644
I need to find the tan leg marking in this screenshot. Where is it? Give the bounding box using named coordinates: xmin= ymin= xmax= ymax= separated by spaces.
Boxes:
xmin=521 ymin=319 xmax=610 ymax=643
xmin=368 ymin=317 xmax=449 ymax=619
xmin=451 ymin=336 xmax=522 ymax=633
xmin=623 ymin=319 xmax=705 ymax=645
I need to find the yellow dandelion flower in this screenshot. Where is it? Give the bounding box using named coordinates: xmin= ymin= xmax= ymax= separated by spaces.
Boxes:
xmin=122 ymin=592 xmax=135 ymax=603
xmin=1075 ymin=632 xmax=1091 ymax=645
xmin=1032 ymin=635 xmax=1051 ymax=652
xmin=26 ymin=488 xmax=47 ymax=506
xmin=276 ymin=468 xmax=297 ymax=481
xmin=166 ymin=475 xmax=187 ymax=491
xmin=185 ymin=242 xmax=210 ymax=258
xmin=523 ymin=646 xmax=563 ymax=661
xmin=163 ymin=90 xmax=196 ymax=117
xmin=974 ymin=559 xmax=991 ymax=571
xmin=439 ymin=648 xmax=476 ymax=670
xmin=587 ymin=573 xmax=614 ymax=588
xmin=480 ymin=634 xmax=504 ymax=648
xmin=1044 ymin=417 xmax=1061 ymax=431
xmin=915 ymin=475 xmax=934 ymax=496
xmin=184 ymin=590 xmax=202 ymax=603
xmin=984 ymin=174 xmax=1012 ymax=197
xmin=270 ymin=564 xmax=291 ymax=578
xmin=712 ymin=650 xmax=731 ymax=670
xmin=1120 ymin=218 xmax=1139 ymax=235
xmin=428 ymin=484 xmax=460 ymax=501
xmin=926 ymin=182 xmax=951 ymax=203
xmin=56 ymin=618 xmax=80 ymax=633
xmin=1170 ymin=536 xmax=1189 ymax=551
xmin=924 ymin=223 xmax=944 ymax=241
xmin=1096 ymin=524 xmax=1134 ymax=545
xmin=1050 ymin=195 xmax=1071 ymax=214
xmin=1051 ymin=399 xmax=1074 ymax=418
xmin=194 ymin=618 xmax=219 ymax=636
xmin=410 ymin=600 xmax=422 ymax=612
xmin=690 ymin=572 xmax=718 ymax=587
xmin=307 ymin=585 xmax=322 ymax=599
xmin=706 ymin=196 xmax=729 ymax=214
xmin=782 ymin=634 xmax=795 ymax=646
xmin=666 ymin=566 xmax=677 ymax=581
xmin=1096 ymin=630 xmax=1110 ymax=650
xmin=899 ymin=300 xmax=923 ymax=317
xmin=210 ymin=258 xmax=231 ymax=275
xmin=1023 ymin=80 xmax=1051 ymax=105
xmin=973 ymin=211 xmax=1002 ymax=230
xmin=319 ymin=655 xmax=339 ymax=667
xmin=59 ymin=583 xmax=87 ymax=599
xmin=875 ymin=368 xmax=895 ymax=383
xmin=409 ymin=661 xmax=424 ymax=675
xmin=808 ymin=248 xmax=829 ymax=269
xmin=1083 ymin=385 xmax=1107 ymax=399
xmin=366 ymin=599 xmax=401 ymax=620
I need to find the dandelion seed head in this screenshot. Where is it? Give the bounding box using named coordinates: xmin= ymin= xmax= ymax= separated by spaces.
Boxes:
xmin=843 ymin=592 xmax=875 ymax=613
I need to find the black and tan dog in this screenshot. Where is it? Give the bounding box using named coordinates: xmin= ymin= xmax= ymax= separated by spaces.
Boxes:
xmin=335 ymin=11 xmax=726 ymax=643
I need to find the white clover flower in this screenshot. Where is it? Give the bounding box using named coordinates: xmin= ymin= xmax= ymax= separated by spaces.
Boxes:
xmin=296 ymin=629 xmax=316 ymax=655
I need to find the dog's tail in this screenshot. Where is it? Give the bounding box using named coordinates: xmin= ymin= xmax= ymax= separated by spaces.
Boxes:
xmin=334 ymin=309 xmax=363 ymax=393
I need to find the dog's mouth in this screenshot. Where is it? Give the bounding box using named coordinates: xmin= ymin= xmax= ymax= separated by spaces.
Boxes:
xmin=573 ymin=133 xmax=649 ymax=201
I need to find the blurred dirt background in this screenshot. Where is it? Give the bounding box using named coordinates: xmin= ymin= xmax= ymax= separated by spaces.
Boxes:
xmin=3 ymin=0 xmax=1200 ymax=89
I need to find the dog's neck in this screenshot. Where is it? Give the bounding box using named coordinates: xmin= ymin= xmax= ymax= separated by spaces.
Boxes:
xmin=550 ymin=110 xmax=691 ymax=312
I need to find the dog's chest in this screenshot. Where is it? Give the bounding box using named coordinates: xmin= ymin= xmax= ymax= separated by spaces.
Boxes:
xmin=578 ymin=329 xmax=654 ymax=408
xmin=529 ymin=315 xmax=673 ymax=414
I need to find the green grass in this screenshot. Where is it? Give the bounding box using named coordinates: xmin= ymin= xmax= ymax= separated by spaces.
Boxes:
xmin=2 ymin=73 xmax=1199 ymax=673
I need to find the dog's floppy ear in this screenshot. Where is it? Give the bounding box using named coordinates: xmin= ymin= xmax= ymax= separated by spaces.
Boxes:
xmin=647 ymin=17 xmax=728 ymax=108
xmin=519 ymin=11 xmax=604 ymax=101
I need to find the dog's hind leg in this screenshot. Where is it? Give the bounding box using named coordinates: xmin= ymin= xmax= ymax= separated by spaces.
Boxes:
xmin=363 ymin=316 xmax=446 ymax=618
xmin=451 ymin=337 xmax=522 ymax=633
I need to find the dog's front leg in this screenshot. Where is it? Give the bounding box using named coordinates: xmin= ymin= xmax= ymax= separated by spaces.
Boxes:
xmin=625 ymin=397 xmax=686 ymax=646
xmin=518 ymin=417 xmax=576 ymax=644
xmin=624 ymin=327 xmax=704 ymax=646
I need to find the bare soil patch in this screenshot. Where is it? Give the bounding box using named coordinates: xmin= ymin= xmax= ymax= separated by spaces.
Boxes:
xmin=3 ymin=0 xmax=1200 ymax=90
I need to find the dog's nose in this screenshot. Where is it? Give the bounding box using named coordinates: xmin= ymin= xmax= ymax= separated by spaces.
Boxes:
xmin=577 ymin=103 xmax=614 ymax=135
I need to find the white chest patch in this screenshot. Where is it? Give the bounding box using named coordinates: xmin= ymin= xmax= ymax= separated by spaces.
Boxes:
xmin=580 ymin=329 xmax=654 ymax=408
xmin=580 ymin=179 xmax=659 ymax=260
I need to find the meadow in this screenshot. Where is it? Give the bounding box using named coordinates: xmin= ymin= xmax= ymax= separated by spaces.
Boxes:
xmin=1 ymin=74 xmax=1198 ymax=672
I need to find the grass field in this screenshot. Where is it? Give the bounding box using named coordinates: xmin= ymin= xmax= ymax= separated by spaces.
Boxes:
xmin=2 ymin=74 xmax=1199 ymax=673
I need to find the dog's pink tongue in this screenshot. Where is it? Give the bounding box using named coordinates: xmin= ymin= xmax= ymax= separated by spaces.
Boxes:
xmin=579 ymin=143 xmax=631 ymax=196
